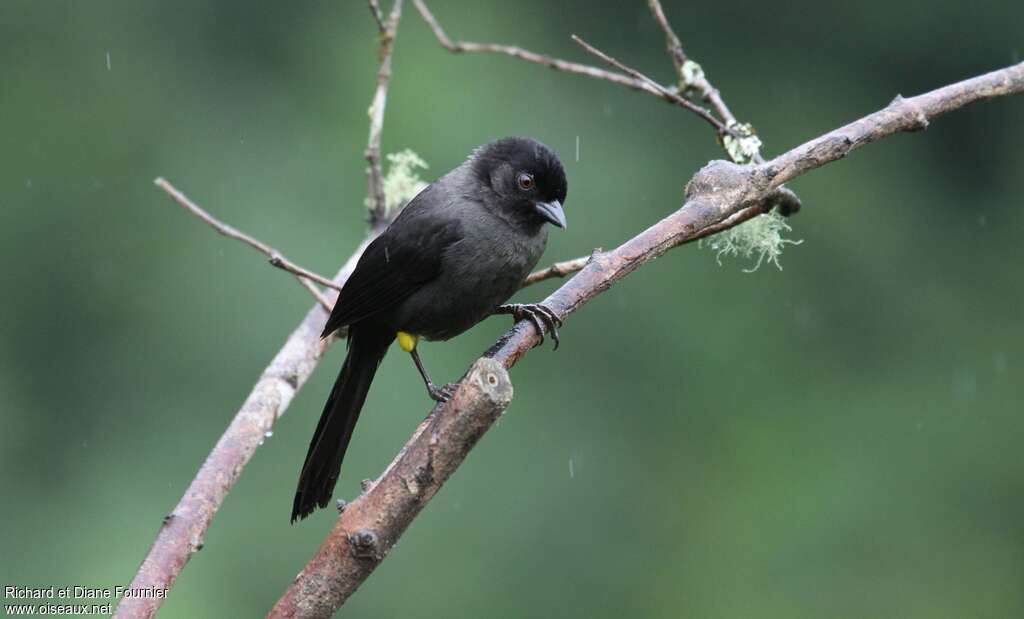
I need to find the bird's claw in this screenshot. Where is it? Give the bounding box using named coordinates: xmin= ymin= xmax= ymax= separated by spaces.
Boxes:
xmin=427 ymin=382 xmax=459 ymax=403
xmin=499 ymin=303 xmax=563 ymax=350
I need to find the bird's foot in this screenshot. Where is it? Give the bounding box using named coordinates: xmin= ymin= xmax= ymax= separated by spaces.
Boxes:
xmin=497 ymin=303 xmax=563 ymax=350
xmin=427 ymin=381 xmax=459 ymax=403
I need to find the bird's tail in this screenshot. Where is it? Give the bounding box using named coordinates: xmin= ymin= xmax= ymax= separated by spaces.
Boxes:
xmin=291 ymin=326 xmax=393 ymax=522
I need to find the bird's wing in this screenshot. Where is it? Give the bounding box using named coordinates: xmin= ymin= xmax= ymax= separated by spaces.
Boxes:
xmin=322 ymin=187 xmax=463 ymax=336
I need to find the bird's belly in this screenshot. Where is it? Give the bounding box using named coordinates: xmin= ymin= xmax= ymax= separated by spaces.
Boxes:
xmin=400 ymin=273 xmax=520 ymax=341
xmin=395 ymin=236 xmax=542 ymax=340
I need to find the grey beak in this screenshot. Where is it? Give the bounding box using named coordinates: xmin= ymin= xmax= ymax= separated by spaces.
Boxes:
xmin=534 ymin=200 xmax=567 ymax=229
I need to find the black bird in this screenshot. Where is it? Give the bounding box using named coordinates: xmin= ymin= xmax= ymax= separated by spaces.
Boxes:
xmin=292 ymin=137 xmax=568 ymax=522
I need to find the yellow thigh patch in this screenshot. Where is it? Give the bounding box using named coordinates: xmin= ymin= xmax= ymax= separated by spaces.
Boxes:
xmin=397 ymin=331 xmax=419 ymax=352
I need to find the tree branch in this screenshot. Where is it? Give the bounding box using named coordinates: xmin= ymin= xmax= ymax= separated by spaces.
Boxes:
xmin=155 ymin=178 xmax=339 ymax=309
xmin=569 ymin=34 xmax=728 ymax=135
xmin=365 ymin=0 xmax=404 ymax=223
xmin=646 ymin=0 xmax=743 ymax=133
xmin=112 ymin=4 xmax=407 ymax=617
xmin=367 ymin=0 xmax=386 ymax=33
xmin=521 ymin=255 xmax=593 ymax=286
xmin=641 ymin=1 xmax=804 ymax=216
xmin=267 ymin=60 xmax=1024 ymax=617
xmin=266 ymin=359 xmax=513 ymax=618
xmin=412 ymin=0 xmax=664 ymax=96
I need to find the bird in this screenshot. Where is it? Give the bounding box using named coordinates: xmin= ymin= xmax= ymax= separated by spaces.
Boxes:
xmin=291 ymin=136 xmax=568 ymax=522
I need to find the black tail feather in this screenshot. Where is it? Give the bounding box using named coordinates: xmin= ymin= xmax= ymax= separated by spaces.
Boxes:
xmin=291 ymin=326 xmax=393 ymax=522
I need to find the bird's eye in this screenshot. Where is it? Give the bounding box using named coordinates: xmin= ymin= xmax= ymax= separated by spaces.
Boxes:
xmin=517 ymin=172 xmax=535 ymax=190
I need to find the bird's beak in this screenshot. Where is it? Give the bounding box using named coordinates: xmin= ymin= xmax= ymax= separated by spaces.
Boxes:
xmin=534 ymin=200 xmax=567 ymax=229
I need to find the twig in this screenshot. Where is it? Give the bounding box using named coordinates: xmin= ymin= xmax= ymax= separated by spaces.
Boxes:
xmin=761 ymin=66 xmax=1024 ymax=185
xmin=154 ymin=178 xmax=336 ymax=311
xmin=365 ymin=0 xmax=404 ymax=223
xmin=413 ymin=0 xmax=656 ymax=95
xmin=646 ymin=0 xmax=687 ymax=73
xmin=521 ymin=256 xmax=591 ymax=286
xmin=367 ymin=0 xmax=386 ymax=33
xmin=266 ymin=359 xmax=512 ymax=618
xmin=113 ymin=4 xmax=409 ymax=617
xmin=267 ymin=61 xmax=1024 ymax=618
xmin=565 ymin=33 xmax=724 ymax=136
xmin=646 ymin=0 xmax=740 ymax=127
xmin=570 ymin=34 xmax=729 ymax=136
xmin=645 ymin=0 xmax=748 ymax=154
xmin=158 ymin=170 xmax=578 ymax=300
xmin=644 ymin=0 xmax=804 ymax=217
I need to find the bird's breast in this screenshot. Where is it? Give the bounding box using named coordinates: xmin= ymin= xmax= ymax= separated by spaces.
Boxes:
xmin=398 ymin=227 xmax=547 ymax=341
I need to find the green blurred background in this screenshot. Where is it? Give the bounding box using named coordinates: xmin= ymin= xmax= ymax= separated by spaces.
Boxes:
xmin=2 ymin=1 xmax=1022 ymax=617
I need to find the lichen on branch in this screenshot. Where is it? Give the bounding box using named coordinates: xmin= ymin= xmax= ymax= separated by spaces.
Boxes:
xmin=381 ymin=149 xmax=429 ymax=213
xmin=699 ymin=207 xmax=802 ymax=272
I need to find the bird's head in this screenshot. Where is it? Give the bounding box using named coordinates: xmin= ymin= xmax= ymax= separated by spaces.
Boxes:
xmin=470 ymin=137 xmax=568 ymax=230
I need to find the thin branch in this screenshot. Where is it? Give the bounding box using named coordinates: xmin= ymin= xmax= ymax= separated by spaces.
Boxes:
xmin=413 ymin=0 xmax=659 ymax=94
xmin=113 ymin=5 xmax=409 ymax=617
xmin=644 ymin=0 xmax=804 ymax=217
xmin=646 ymin=0 xmax=739 ymax=126
xmin=158 ymin=172 xmax=563 ymax=304
xmin=570 ymin=34 xmax=728 ymax=135
xmin=266 ymin=359 xmax=513 ymax=619
xmin=365 ymin=0 xmax=404 ymax=223
xmin=154 ymin=178 xmax=336 ymax=311
xmin=367 ymin=0 xmax=386 ymax=33
xmin=268 ymin=61 xmax=1024 ymax=618
xmin=645 ymin=0 xmax=747 ymax=154
xmin=265 ymin=256 xmax=342 ymax=293
xmin=522 ymin=256 xmax=591 ymax=287
xmin=646 ymin=0 xmax=687 ymax=73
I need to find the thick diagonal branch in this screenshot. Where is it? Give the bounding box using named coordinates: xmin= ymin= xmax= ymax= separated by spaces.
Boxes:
xmin=268 ymin=61 xmax=1024 ymax=618
xmin=266 ymin=359 xmax=513 ymax=618
xmin=111 ymin=236 xmax=376 ymax=619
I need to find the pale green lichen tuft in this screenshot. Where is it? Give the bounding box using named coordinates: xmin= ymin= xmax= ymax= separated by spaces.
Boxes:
xmin=380 ymin=149 xmax=428 ymax=213
xmin=680 ymin=59 xmax=706 ymax=93
xmin=721 ymin=121 xmax=762 ymax=164
xmin=699 ymin=209 xmax=802 ymax=272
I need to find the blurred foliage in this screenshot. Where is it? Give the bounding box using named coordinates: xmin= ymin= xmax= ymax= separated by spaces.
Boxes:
xmin=2 ymin=1 xmax=1022 ymax=617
